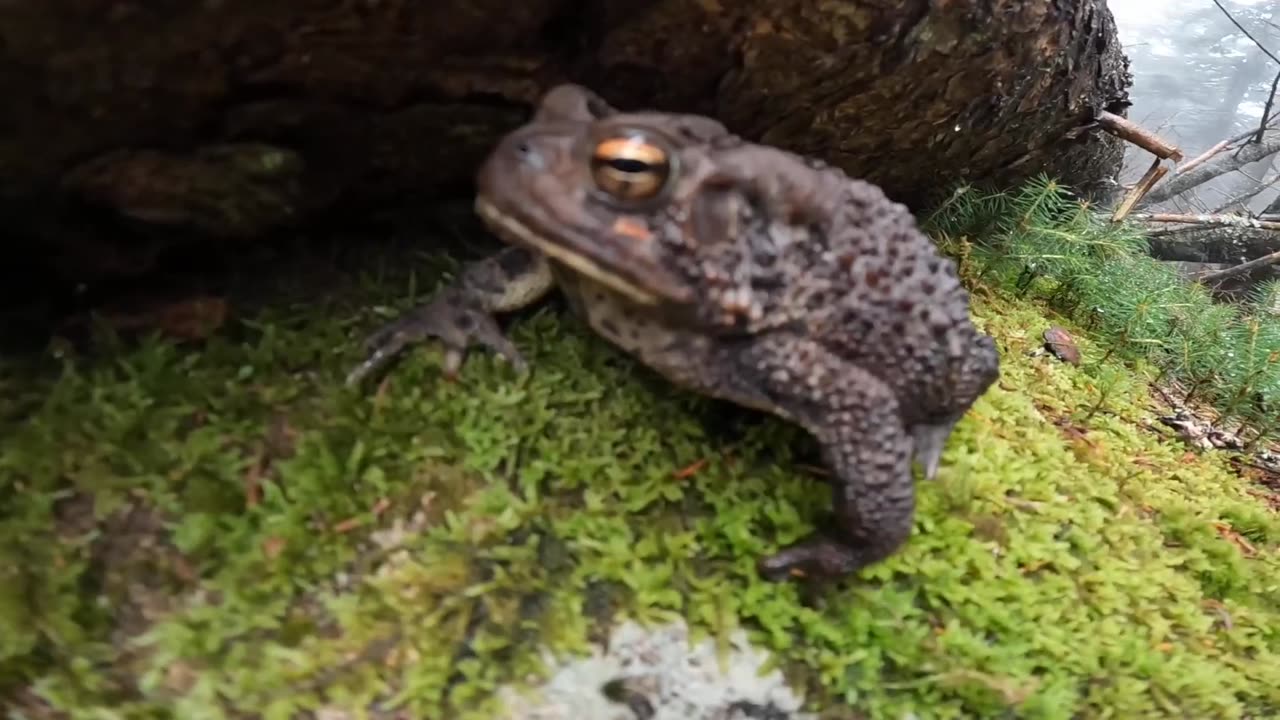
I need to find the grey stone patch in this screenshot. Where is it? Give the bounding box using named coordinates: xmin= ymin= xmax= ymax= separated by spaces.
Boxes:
xmin=496 ymin=619 xmax=814 ymax=720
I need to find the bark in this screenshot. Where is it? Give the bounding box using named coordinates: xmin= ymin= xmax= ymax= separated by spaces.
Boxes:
xmin=1132 ymin=213 xmax=1280 ymax=232
xmin=0 ymin=0 xmax=1132 ymax=285
xmin=1147 ymin=227 xmax=1280 ymax=264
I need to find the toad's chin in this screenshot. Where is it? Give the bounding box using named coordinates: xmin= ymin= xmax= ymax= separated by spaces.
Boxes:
xmin=474 ymin=196 xmax=690 ymax=307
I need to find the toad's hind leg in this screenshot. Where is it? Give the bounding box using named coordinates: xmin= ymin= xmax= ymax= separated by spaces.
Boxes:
xmin=745 ymin=338 xmax=916 ymax=582
xmin=346 ymin=246 xmax=554 ymax=387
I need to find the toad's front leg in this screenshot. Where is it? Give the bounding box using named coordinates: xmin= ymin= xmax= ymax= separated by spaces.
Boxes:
xmin=346 ymin=246 xmax=555 ymax=387
xmin=745 ymin=337 xmax=917 ymax=582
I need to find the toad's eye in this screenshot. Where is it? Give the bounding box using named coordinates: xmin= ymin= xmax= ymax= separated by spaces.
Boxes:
xmin=590 ymin=135 xmax=671 ymax=201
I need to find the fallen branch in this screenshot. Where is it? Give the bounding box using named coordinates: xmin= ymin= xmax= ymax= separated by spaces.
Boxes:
xmin=1096 ymin=110 xmax=1184 ymax=160
xmin=1196 ymin=248 xmax=1280 ymax=284
xmin=1171 ymin=115 xmax=1280 ymax=178
xmin=1147 ymin=226 xmax=1280 ymax=264
xmin=1112 ymin=157 xmax=1169 ymax=221
xmin=1139 ymin=129 xmax=1280 ymax=206
xmin=1178 ymin=140 xmax=1231 ymax=177
xmin=1131 ymin=213 xmax=1280 ymax=232
xmin=1145 ymin=226 xmax=1198 ymax=239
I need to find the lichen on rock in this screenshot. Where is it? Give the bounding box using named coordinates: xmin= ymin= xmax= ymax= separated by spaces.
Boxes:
xmin=496 ymin=619 xmax=812 ymax=720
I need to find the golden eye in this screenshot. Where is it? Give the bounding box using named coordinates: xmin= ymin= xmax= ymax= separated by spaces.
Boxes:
xmin=589 ymin=135 xmax=671 ymax=201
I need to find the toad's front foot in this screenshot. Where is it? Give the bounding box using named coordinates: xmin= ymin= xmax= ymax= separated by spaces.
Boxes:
xmin=345 ymin=247 xmax=555 ymax=388
xmin=345 ymin=287 xmax=527 ymax=388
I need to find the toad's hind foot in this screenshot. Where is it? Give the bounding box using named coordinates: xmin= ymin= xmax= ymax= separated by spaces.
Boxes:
xmin=757 ymin=524 xmax=912 ymax=582
xmin=756 ymin=410 xmax=916 ymax=582
xmin=746 ymin=338 xmax=917 ymax=582
xmin=345 ymin=288 xmax=526 ymax=387
xmin=758 ymin=535 xmax=864 ymax=582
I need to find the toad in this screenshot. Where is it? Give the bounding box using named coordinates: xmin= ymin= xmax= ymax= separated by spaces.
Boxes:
xmin=347 ymin=84 xmax=1000 ymax=581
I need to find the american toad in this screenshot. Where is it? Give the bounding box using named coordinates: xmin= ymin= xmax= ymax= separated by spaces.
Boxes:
xmin=347 ymin=84 xmax=1001 ymax=581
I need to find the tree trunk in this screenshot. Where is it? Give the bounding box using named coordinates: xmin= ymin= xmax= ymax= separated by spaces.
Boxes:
xmin=1148 ymin=227 xmax=1280 ymax=264
xmin=0 ymin=0 xmax=1132 ymax=286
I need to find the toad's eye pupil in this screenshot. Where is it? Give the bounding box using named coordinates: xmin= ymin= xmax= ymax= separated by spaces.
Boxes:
xmin=607 ymin=158 xmax=651 ymax=173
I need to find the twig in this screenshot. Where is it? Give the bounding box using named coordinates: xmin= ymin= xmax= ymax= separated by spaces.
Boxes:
xmin=1131 ymin=213 xmax=1280 ymax=231
xmin=1112 ymin=157 xmax=1169 ymax=221
xmin=673 ymin=458 xmax=709 ymax=478
xmin=1258 ymin=69 xmax=1280 ymax=143
xmin=1095 ymin=110 xmax=1184 ymax=160
xmin=1228 ymin=455 xmax=1280 ymax=476
xmin=1177 ymin=140 xmax=1230 ymax=176
xmin=1196 ymin=247 xmax=1280 ymax=284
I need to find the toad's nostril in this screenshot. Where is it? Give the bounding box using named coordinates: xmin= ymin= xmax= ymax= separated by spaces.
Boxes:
xmin=514 ymin=140 xmax=545 ymax=170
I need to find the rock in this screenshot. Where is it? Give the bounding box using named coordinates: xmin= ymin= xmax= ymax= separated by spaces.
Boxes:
xmin=1043 ymin=326 xmax=1082 ymax=366
xmin=495 ymin=619 xmax=814 ymax=720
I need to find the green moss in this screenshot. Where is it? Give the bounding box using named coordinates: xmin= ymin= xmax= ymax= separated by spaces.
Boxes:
xmin=2 ymin=235 xmax=1279 ymax=719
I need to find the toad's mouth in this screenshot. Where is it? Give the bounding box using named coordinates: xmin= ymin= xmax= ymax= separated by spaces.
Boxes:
xmin=474 ymin=196 xmax=692 ymax=307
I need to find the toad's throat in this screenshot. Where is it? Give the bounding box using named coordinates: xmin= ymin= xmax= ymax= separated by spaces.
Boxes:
xmin=475 ymin=197 xmax=684 ymax=307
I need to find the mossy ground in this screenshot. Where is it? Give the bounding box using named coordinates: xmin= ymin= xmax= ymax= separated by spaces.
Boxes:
xmin=3 ymin=224 xmax=1279 ymax=720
